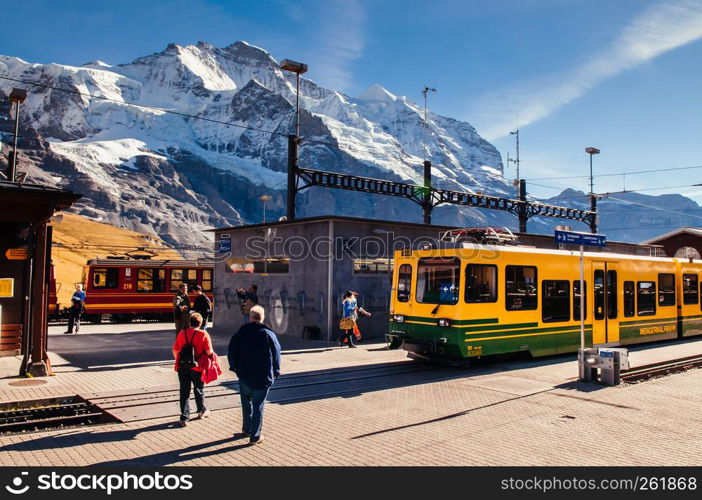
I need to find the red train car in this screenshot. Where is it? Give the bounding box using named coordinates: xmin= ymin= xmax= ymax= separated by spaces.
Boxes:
xmin=82 ymin=258 xmax=214 ymax=323
xmin=48 ymin=261 xmax=61 ymax=320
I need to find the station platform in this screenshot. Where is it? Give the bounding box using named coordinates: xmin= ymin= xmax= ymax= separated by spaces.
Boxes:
xmin=1 ymin=323 xmax=701 ymax=466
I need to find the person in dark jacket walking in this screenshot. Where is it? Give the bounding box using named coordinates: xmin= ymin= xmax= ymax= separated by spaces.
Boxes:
xmin=173 ymin=283 xmax=191 ymax=335
xmin=192 ymin=285 xmax=212 ymax=331
xmin=227 ymin=305 xmax=281 ymax=445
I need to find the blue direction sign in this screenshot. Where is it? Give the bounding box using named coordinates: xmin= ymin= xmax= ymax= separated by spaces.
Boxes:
xmin=217 ymin=237 xmax=231 ymax=253
xmin=554 ymin=230 xmax=606 ymax=247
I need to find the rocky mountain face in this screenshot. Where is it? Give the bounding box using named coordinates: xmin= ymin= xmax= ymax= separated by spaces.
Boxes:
xmin=0 ymin=41 xmax=698 ymax=248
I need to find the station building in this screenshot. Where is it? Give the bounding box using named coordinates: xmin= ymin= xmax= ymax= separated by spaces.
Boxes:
xmin=211 ymin=216 xmax=661 ymax=341
xmin=642 ymin=227 xmax=702 ymax=259
xmin=0 ymin=181 xmax=80 ymax=375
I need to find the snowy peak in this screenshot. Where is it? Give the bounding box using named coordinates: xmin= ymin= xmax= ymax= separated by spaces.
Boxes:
xmin=358 ymin=83 xmax=397 ymax=103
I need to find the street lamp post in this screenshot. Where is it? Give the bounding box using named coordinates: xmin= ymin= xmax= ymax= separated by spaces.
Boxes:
xmin=280 ymin=59 xmax=308 ymax=138
xmin=280 ymin=59 xmax=308 ymax=221
xmin=8 ymin=88 xmax=27 ymax=182
xmin=259 ymin=194 xmax=272 ymax=223
xmin=585 ymin=147 xmax=600 ymax=234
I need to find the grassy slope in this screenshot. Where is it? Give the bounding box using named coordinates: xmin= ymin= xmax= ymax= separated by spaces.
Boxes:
xmin=50 ymin=213 xmax=182 ymax=307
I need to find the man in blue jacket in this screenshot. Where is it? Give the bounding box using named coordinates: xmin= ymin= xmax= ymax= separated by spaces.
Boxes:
xmin=227 ymin=305 xmax=281 ymax=445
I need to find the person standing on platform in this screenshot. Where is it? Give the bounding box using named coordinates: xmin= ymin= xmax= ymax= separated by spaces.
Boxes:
xmin=172 ymin=312 xmax=212 ymax=427
xmin=64 ymin=283 xmax=86 ymax=334
xmin=173 ymin=283 xmax=191 ymax=335
xmin=227 ymin=305 xmax=281 ymax=445
xmin=338 ymin=291 xmax=359 ymax=347
xmin=236 ymin=284 xmax=259 ymax=323
xmin=192 ymin=285 xmax=212 ymax=331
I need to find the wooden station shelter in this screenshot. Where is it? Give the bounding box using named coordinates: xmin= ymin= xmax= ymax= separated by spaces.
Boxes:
xmin=0 ymin=181 xmax=80 ymax=376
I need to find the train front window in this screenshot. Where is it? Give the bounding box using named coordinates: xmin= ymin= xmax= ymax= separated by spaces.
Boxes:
xmin=416 ymin=258 xmax=460 ymax=305
xmin=505 ymin=265 xmax=537 ymax=311
xmin=683 ymin=274 xmax=698 ymax=305
xmin=397 ymin=264 xmax=412 ymax=302
xmin=658 ymin=273 xmax=675 ymax=306
xmin=465 ymin=264 xmax=497 ymax=303
xmin=93 ymin=268 xmax=119 ymax=289
xmin=637 ymin=281 xmax=656 ymax=316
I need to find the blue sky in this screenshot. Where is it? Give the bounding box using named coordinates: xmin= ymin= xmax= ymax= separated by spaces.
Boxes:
xmin=2 ymin=0 xmax=702 ymax=201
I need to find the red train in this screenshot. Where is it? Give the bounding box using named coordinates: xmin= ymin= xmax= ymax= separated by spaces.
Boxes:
xmin=78 ymin=258 xmax=214 ymax=323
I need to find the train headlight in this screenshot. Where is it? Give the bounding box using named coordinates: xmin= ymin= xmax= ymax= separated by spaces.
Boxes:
xmin=393 ymin=314 xmax=405 ymax=323
xmin=437 ymin=318 xmax=451 ymax=327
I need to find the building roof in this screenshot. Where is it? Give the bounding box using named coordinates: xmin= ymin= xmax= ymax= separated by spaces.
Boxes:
xmin=0 ymin=181 xmax=81 ymax=223
xmin=212 ymin=215 xmax=457 ymax=233
xmin=641 ymin=227 xmax=702 ymax=245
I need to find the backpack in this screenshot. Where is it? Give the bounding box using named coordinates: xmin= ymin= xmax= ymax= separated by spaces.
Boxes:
xmin=178 ymin=329 xmax=197 ymax=369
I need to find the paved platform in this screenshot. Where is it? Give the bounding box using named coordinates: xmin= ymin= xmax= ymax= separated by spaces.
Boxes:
xmin=1 ymin=323 xmax=701 ymax=466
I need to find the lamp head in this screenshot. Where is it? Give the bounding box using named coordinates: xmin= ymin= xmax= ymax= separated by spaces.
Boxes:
xmin=280 ymin=59 xmax=308 ymax=74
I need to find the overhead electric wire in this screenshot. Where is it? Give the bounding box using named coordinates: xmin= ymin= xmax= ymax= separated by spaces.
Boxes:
xmin=526 ymin=164 xmax=702 ymax=181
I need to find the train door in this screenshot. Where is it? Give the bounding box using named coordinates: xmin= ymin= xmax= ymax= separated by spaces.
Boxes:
xmin=592 ymin=261 xmax=620 ymax=345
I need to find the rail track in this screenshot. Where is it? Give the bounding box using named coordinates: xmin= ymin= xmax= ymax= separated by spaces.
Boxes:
xmin=84 ymin=360 xmax=446 ymax=423
xmin=620 ymin=353 xmax=702 ymax=383
xmin=0 ymin=396 xmax=117 ymax=435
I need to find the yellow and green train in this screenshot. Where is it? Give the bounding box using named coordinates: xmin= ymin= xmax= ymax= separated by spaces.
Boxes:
xmin=387 ymin=244 xmax=702 ymax=361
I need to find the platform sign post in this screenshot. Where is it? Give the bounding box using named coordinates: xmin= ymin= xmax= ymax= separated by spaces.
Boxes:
xmin=554 ymin=230 xmax=606 ymax=351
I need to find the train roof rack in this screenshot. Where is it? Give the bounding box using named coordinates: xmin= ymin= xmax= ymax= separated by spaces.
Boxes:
xmin=439 ymin=226 xmax=518 ymax=245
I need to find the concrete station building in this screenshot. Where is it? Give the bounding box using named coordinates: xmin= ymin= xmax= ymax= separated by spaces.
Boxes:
xmin=211 ymin=215 xmax=660 ymax=341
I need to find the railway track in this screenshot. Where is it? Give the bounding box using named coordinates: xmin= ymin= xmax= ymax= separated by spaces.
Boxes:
xmin=620 ymin=354 xmax=702 ymax=383
xmin=0 ymin=396 xmax=116 ymax=435
xmin=83 ymin=360 xmax=446 ymax=423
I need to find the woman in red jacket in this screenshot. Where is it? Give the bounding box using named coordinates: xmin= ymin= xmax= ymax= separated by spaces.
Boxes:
xmin=173 ymin=312 xmax=213 ymax=427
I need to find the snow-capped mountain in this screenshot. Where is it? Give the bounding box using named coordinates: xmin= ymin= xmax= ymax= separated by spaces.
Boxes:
xmin=0 ymin=41 xmax=699 ymax=248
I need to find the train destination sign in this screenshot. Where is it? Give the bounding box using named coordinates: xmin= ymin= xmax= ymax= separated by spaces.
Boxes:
xmin=554 ymin=230 xmax=606 ymax=247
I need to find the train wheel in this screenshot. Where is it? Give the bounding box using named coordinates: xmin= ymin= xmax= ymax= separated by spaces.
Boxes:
xmin=113 ymin=314 xmax=134 ymax=324
xmin=386 ymin=337 xmax=403 ymax=349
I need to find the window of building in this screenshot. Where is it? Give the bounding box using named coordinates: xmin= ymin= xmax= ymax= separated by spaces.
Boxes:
xmin=505 ymin=265 xmax=537 ymax=311
xmin=93 ymin=268 xmax=119 ymax=289
xmin=683 ymin=273 xmax=698 ymax=305
xmin=607 ymin=270 xmax=618 ymax=320
xmin=637 ymin=281 xmax=656 ymax=316
xmin=542 ymin=280 xmax=570 ymax=323
xmin=225 ymin=258 xmax=289 ymax=274
xmin=465 ymin=264 xmax=497 ymax=303
xmin=594 ymin=270 xmax=605 ymax=320
xmin=353 ymin=258 xmax=392 ymax=274
xmin=416 ymin=257 xmax=460 ymax=304
xmin=573 ymin=281 xmax=587 ymax=321
xmin=201 ymin=269 xmax=213 ymax=292
xmin=397 ymin=264 xmax=412 ymax=302
xmin=658 ymin=273 xmax=676 ymax=306
xmin=623 ymin=281 xmax=635 ymax=317
xmin=137 ymin=268 xmax=166 ymax=292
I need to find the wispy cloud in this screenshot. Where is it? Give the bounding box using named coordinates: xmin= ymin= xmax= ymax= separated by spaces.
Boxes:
xmin=308 ymin=0 xmax=366 ymax=92
xmin=469 ymin=0 xmax=702 ymax=140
